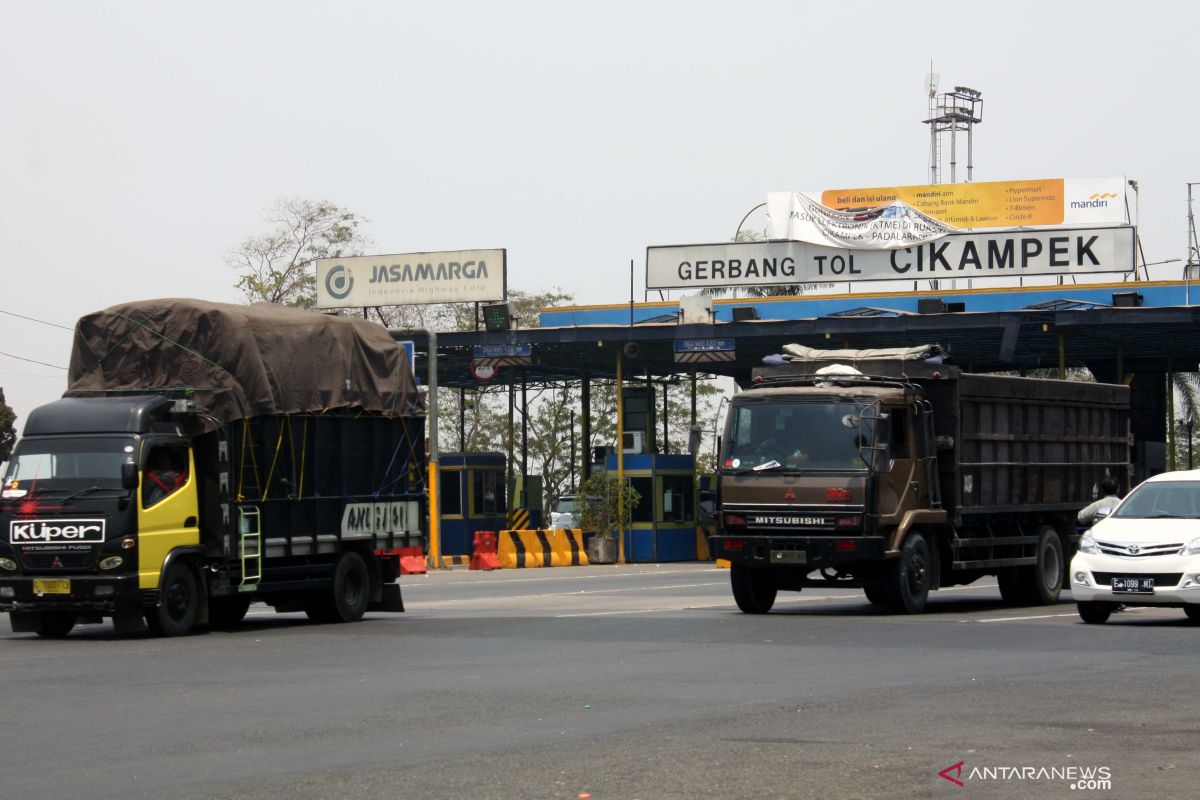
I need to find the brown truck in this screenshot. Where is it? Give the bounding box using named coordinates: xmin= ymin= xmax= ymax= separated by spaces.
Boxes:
xmin=710 ymin=346 xmax=1131 ymax=614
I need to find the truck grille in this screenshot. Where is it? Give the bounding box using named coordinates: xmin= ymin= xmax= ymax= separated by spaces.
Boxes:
xmin=20 ymin=551 xmax=97 ymax=570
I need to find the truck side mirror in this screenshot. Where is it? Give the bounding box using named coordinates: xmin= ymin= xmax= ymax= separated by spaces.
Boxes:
xmin=121 ymin=460 xmax=139 ymax=491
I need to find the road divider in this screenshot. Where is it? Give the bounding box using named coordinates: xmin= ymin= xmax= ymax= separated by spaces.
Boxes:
xmin=498 ymin=529 xmax=588 ymax=568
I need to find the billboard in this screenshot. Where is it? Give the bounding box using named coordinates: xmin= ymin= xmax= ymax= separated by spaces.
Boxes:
xmin=767 ymin=177 xmax=1128 ymax=241
xmin=315 ymin=249 xmax=506 ymax=308
xmin=646 ymin=225 xmax=1136 ymax=290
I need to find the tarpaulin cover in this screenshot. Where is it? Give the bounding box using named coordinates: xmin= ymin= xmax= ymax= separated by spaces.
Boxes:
xmin=65 ymin=299 xmax=422 ymax=424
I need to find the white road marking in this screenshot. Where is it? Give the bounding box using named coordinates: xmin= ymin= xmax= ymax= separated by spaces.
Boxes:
xmin=979 ymin=612 xmax=1080 ymax=623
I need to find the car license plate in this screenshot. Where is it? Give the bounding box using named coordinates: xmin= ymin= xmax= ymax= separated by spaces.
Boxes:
xmin=1111 ymin=576 xmax=1154 ymax=594
xmin=32 ymin=578 xmax=70 ymax=595
xmin=771 ymin=550 xmax=806 ymax=564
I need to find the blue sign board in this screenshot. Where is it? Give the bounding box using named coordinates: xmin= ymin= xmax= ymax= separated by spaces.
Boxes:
xmin=474 ymin=343 xmax=533 ymax=358
xmin=674 ymin=338 xmax=735 ymax=353
xmin=397 ymin=340 xmax=418 ymax=384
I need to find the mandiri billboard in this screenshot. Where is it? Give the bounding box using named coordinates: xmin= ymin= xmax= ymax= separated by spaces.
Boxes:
xmin=315 ymin=249 xmax=506 ymax=308
xmin=767 ymin=177 xmax=1127 ymax=242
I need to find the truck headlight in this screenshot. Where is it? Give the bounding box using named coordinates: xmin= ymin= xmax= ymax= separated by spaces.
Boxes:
xmin=0 ymin=557 xmax=16 ymax=571
xmin=1079 ymin=534 xmax=1100 ymax=554
xmin=99 ymin=556 xmax=124 ymax=570
xmin=1183 ymin=537 xmax=1200 ymax=556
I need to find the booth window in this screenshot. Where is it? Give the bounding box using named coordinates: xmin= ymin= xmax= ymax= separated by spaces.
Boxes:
xmin=473 ymin=470 xmax=505 ymax=515
xmin=628 ymin=477 xmax=654 ymax=523
xmin=660 ymin=475 xmax=695 ymax=522
xmin=441 ymin=469 xmax=463 ymax=515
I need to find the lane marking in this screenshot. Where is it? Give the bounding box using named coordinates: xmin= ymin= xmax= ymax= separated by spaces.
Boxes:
xmin=403 ymin=566 xmax=722 ymax=589
xmin=979 ymin=612 xmax=1080 ymax=623
xmin=415 ymin=581 xmax=730 ymax=606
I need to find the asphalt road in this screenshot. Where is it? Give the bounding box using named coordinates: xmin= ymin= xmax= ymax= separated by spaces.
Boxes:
xmin=3 ymin=564 xmax=1197 ymax=800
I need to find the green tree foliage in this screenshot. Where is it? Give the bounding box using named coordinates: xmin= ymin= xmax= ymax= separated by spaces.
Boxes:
xmin=228 ymin=198 xmax=370 ymax=308
xmin=577 ymin=472 xmax=641 ymax=537
xmin=0 ymin=387 xmax=16 ymax=463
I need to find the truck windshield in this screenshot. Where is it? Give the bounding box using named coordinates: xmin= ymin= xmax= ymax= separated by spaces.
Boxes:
xmin=723 ymin=400 xmax=875 ymax=471
xmin=2 ymin=437 xmax=133 ymax=495
xmin=1111 ymin=480 xmax=1200 ymax=519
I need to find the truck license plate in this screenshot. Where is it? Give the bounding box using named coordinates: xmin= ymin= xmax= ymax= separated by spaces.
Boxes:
xmin=32 ymin=579 xmax=70 ymax=595
xmin=1110 ymin=576 xmax=1154 ymax=594
xmin=770 ymin=550 xmax=806 ymax=564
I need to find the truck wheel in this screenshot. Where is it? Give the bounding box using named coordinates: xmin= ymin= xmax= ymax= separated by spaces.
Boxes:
xmin=884 ymin=532 xmax=931 ymax=613
xmin=147 ymin=561 xmax=199 ymax=636
xmin=34 ymin=611 xmax=77 ymax=638
xmin=1022 ymin=526 xmax=1064 ymax=606
xmin=306 ymin=551 xmax=370 ymax=623
xmin=208 ymin=595 xmax=252 ymax=629
xmin=1077 ymin=601 xmax=1115 ymax=624
xmin=730 ymin=564 xmax=777 ymax=614
xmin=863 ymin=582 xmax=888 ymax=606
xmin=996 ymin=568 xmax=1025 ymax=604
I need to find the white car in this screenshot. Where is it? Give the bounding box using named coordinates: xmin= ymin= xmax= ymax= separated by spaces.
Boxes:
xmin=1070 ymin=470 xmax=1200 ymax=624
xmin=550 ymin=495 xmax=580 ymax=530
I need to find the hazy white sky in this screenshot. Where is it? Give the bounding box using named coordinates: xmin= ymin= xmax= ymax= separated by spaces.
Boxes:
xmin=2 ymin=0 xmax=1198 ymax=426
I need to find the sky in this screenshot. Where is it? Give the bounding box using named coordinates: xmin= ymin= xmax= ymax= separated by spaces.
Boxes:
xmin=2 ymin=0 xmax=1198 ymax=428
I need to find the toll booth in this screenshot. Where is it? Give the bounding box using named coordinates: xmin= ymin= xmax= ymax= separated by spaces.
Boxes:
xmin=507 ymin=474 xmax=543 ymax=530
xmin=601 ymin=452 xmax=699 ymax=562
xmin=438 ymin=453 xmax=507 ymax=556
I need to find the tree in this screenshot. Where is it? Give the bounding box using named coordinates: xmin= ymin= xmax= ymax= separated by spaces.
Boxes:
xmin=227 ymin=198 xmax=371 ymax=308
xmin=577 ymin=472 xmax=641 ymax=537
xmin=0 ymin=388 xmax=16 ymax=464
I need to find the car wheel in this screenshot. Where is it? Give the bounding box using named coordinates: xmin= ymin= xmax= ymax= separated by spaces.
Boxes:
xmin=1184 ymin=605 xmax=1200 ymax=623
xmin=730 ymin=564 xmax=777 ymax=614
xmin=1077 ymin=601 xmax=1115 ymax=624
xmin=884 ymin=532 xmax=931 ymax=614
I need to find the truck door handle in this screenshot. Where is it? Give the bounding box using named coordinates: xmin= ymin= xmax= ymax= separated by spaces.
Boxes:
xmin=184 ymin=516 xmax=197 ymax=528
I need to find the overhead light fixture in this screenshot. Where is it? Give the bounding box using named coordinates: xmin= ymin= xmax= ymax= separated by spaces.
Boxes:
xmin=481 ymin=302 xmax=514 ymax=331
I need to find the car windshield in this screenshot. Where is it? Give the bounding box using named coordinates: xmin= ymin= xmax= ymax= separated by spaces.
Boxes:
xmin=722 ymin=399 xmax=876 ymax=471
xmin=553 ymin=497 xmax=579 ymax=514
xmin=2 ymin=437 xmax=133 ymax=495
xmin=1111 ymin=480 xmax=1200 ymax=519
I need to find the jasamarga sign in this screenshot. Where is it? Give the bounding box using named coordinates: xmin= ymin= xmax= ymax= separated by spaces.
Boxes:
xmin=316 ymin=249 xmax=506 ymax=308
xmin=646 ymin=226 xmax=1135 ymax=290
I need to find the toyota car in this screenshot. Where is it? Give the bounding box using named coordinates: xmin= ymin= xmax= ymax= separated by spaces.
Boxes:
xmin=1070 ymin=470 xmax=1200 ymax=624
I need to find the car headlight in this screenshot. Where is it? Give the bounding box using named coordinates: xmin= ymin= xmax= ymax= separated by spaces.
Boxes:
xmin=1183 ymin=537 xmax=1200 ymax=556
xmin=1079 ymin=534 xmax=1101 ymax=555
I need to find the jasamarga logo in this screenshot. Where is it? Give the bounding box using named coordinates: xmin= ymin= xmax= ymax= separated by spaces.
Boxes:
xmin=10 ymin=519 xmax=105 ymax=544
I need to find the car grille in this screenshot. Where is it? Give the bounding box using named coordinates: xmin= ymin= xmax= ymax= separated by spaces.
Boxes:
xmin=1092 ymin=572 xmax=1182 ymax=587
xmin=1096 ymin=540 xmax=1182 ymax=558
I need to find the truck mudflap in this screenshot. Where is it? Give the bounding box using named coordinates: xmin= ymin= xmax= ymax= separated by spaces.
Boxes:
xmin=0 ymin=574 xmax=144 ymax=614
xmin=710 ymin=535 xmax=887 ymax=569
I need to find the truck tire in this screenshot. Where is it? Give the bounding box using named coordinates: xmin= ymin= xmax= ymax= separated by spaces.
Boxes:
xmin=863 ymin=582 xmax=889 ymax=607
xmin=33 ymin=611 xmax=77 ymax=638
xmin=884 ymin=532 xmax=931 ymax=613
xmin=306 ymin=551 xmax=370 ymax=623
xmin=208 ymin=595 xmax=252 ymax=629
xmin=1002 ymin=526 xmax=1064 ymax=606
xmin=730 ymin=564 xmax=777 ymax=614
xmin=1077 ymin=601 xmax=1115 ymax=624
xmin=147 ymin=561 xmax=199 ymax=637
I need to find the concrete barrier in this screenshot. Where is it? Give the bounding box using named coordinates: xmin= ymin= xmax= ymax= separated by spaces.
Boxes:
xmin=498 ymin=529 xmax=588 ymax=568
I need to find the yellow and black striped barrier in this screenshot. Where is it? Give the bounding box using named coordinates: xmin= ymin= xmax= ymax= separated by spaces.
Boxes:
xmin=498 ymin=529 xmax=588 ymax=568
xmin=507 ymin=507 xmax=532 ymax=531
xmin=442 ymin=555 xmax=470 ymax=566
